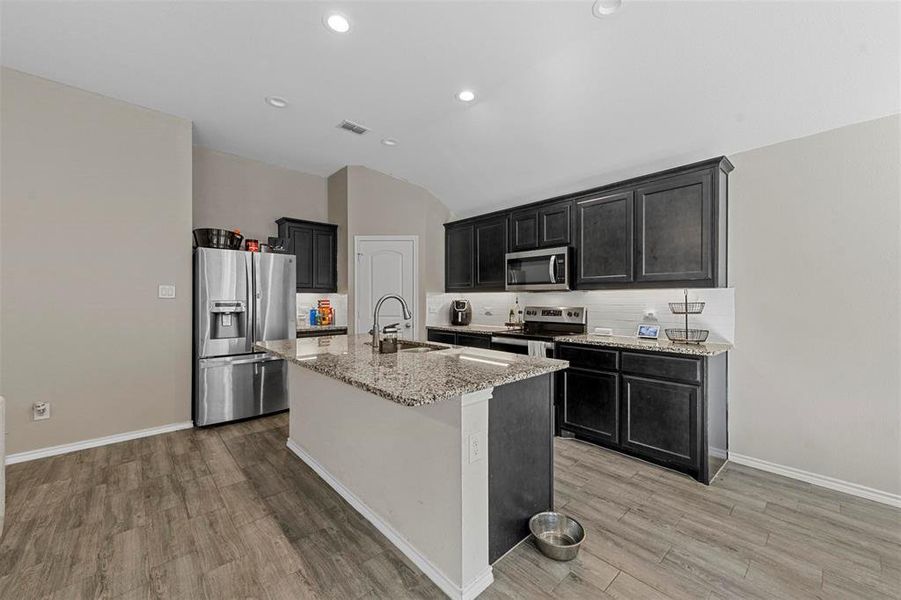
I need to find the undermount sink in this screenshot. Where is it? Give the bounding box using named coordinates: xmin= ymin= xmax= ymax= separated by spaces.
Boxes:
xmin=398 ymin=345 xmax=439 ymax=353
xmin=365 ymin=340 xmax=444 ymax=354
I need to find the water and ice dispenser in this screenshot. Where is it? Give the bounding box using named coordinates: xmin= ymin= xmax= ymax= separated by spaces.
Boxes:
xmin=209 ymin=300 xmax=247 ymax=339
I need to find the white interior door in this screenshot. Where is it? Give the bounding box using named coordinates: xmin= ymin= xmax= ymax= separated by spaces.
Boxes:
xmin=355 ymin=236 xmax=417 ymax=340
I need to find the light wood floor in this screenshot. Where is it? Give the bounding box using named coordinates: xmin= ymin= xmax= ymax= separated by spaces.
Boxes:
xmin=2 ymin=413 xmax=899 ymax=599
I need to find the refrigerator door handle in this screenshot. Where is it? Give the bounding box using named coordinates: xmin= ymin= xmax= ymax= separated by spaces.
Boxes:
xmin=249 ymin=252 xmax=258 ymax=345
xmin=200 ymin=353 xmax=283 ymax=367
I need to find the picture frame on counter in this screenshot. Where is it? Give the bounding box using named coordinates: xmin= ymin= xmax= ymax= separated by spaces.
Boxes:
xmin=637 ymin=324 xmax=660 ymax=339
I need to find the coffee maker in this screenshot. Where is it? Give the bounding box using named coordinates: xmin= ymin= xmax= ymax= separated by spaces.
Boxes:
xmin=450 ymin=299 xmax=472 ymax=326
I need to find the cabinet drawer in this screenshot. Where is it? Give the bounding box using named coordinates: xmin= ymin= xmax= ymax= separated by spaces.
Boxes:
xmin=621 ymin=352 xmax=701 ymax=384
xmin=556 ymin=344 xmax=618 ymax=372
xmin=456 ymin=333 xmax=492 ymax=349
xmin=427 ymin=330 xmax=457 ymax=344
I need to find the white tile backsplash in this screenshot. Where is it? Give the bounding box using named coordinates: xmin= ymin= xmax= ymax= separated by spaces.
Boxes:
xmin=297 ymin=293 xmax=348 ymax=327
xmin=427 ymin=288 xmax=735 ymax=343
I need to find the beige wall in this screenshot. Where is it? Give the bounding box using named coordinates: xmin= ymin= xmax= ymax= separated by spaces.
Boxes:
xmin=193 ymin=146 xmax=327 ymax=243
xmin=327 ymin=167 xmax=349 ymax=294
xmin=331 ymin=166 xmax=451 ymax=336
xmin=729 ymin=114 xmax=901 ymax=496
xmin=0 ymin=68 xmax=193 ymax=454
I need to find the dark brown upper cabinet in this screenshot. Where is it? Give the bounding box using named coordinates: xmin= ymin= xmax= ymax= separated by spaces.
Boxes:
xmin=509 ymin=209 xmax=539 ymax=251
xmin=575 ymin=191 xmax=634 ymax=287
xmin=276 ymin=218 xmax=338 ymax=293
xmin=445 ymin=222 xmax=474 ymax=291
xmin=445 ymin=216 xmax=507 ymax=292
xmin=538 ymin=201 xmax=571 ymax=247
xmin=474 ymin=216 xmax=508 ymax=290
xmin=443 ymin=156 xmax=731 ymax=291
xmin=635 ymin=170 xmax=714 ymax=285
xmin=509 ymin=201 xmax=572 ymax=252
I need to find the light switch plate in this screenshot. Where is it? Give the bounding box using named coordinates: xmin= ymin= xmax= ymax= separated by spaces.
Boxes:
xmin=158 ymin=284 xmax=176 ymax=299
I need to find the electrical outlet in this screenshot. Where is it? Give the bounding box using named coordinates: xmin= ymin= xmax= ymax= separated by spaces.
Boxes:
xmin=158 ymin=284 xmax=176 ymax=299
xmin=468 ymin=431 xmax=486 ymax=464
xmin=33 ymin=402 xmax=50 ymax=421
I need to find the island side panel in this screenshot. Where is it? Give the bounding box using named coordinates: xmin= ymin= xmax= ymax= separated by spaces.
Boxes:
xmin=488 ymin=373 xmax=554 ymax=563
xmin=286 ymin=366 xmax=490 ymax=596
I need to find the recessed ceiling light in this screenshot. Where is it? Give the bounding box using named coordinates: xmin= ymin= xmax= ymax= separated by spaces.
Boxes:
xmin=456 ymin=90 xmax=476 ymax=102
xmin=381 ymin=138 xmax=399 ymax=147
xmin=265 ymin=96 xmax=288 ymax=108
xmin=592 ymin=0 xmax=622 ymax=17
xmin=325 ymin=13 xmax=350 ymax=33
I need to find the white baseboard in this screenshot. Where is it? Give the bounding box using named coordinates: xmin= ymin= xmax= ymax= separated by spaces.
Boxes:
xmin=728 ymin=453 xmax=901 ymax=508
xmin=709 ymin=446 xmax=728 ymax=460
xmin=5 ymin=421 xmax=194 ymax=465
xmin=286 ymin=438 xmax=493 ymax=600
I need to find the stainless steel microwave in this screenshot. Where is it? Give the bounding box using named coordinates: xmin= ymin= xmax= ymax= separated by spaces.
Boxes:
xmin=505 ymin=247 xmax=571 ymax=291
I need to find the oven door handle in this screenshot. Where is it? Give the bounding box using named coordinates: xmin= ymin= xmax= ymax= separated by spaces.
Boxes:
xmin=548 ymin=255 xmax=556 ymax=284
xmin=490 ymin=336 xmax=529 ymax=347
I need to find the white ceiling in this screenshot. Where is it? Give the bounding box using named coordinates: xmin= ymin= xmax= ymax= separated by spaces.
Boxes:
xmin=2 ymin=1 xmax=899 ymax=215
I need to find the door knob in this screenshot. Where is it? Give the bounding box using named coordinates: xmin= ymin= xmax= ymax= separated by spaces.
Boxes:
xmin=404 ymin=322 xmax=411 ymax=328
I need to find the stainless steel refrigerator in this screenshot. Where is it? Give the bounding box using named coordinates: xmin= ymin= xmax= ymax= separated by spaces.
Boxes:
xmin=193 ymin=248 xmax=296 ymax=426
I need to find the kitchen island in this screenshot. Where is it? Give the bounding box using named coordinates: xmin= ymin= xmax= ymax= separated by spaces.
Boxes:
xmin=257 ymin=335 xmax=568 ymax=600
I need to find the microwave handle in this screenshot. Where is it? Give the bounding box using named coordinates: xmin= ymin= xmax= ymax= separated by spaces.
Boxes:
xmin=548 ymin=255 xmax=556 ymax=284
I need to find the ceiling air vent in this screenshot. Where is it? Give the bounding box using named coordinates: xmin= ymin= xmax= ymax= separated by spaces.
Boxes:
xmin=337 ymin=119 xmax=370 ymax=135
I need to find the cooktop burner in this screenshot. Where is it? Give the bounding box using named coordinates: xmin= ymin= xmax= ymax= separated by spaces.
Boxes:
xmin=493 ymin=306 xmax=587 ymax=340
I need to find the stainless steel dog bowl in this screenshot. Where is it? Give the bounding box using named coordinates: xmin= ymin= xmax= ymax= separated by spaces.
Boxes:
xmin=529 ymin=511 xmax=585 ymax=561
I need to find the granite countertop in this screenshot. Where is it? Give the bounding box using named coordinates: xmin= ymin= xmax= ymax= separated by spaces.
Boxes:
xmin=256 ymin=334 xmax=568 ymax=407
xmin=554 ymin=334 xmax=732 ymax=357
xmin=426 ymin=324 xmax=524 ymax=335
xmin=426 ymin=325 xmax=732 ymax=357
xmin=296 ymin=324 xmax=347 ymax=333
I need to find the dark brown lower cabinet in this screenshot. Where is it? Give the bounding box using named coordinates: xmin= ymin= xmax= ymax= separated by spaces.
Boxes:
xmin=426 ymin=330 xmax=456 ymax=344
xmin=560 ymin=368 xmax=619 ymax=445
xmin=556 ymin=343 xmax=727 ymax=484
xmin=620 ymin=375 xmax=698 ymax=469
xmin=455 ymin=333 xmax=493 ymax=349
xmin=426 ymin=329 xmax=491 ymax=349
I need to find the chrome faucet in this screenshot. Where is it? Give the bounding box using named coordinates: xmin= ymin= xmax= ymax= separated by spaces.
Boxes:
xmin=371 ymin=294 xmax=413 ymax=350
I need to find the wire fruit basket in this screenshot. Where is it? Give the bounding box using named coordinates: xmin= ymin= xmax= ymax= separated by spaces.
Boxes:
xmin=664 ymin=328 xmax=709 ymax=343
xmin=668 ymin=301 xmax=705 ymax=315
xmin=665 ymin=290 xmax=709 ymax=344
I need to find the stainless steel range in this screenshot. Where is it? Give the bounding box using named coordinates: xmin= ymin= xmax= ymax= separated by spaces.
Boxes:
xmin=490 ymin=306 xmax=587 ymax=356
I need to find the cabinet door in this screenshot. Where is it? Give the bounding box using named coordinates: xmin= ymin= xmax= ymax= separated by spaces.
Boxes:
xmin=635 ymin=171 xmax=713 ymax=284
xmin=561 ymin=368 xmax=619 ymax=445
xmin=575 ymin=191 xmax=634 ymax=286
xmin=445 ymin=224 xmax=474 ymax=290
xmin=510 ymin=209 xmax=539 ymax=252
xmin=288 ymin=226 xmax=315 ymax=291
xmin=312 ymin=228 xmax=336 ymax=291
xmin=427 ymin=330 xmax=457 ymax=344
xmin=456 ymin=333 xmax=492 ymax=349
xmin=539 ymin=201 xmax=571 ymax=247
xmin=621 ymin=375 xmax=699 ymax=468
xmin=474 ymin=216 xmax=508 ymax=290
